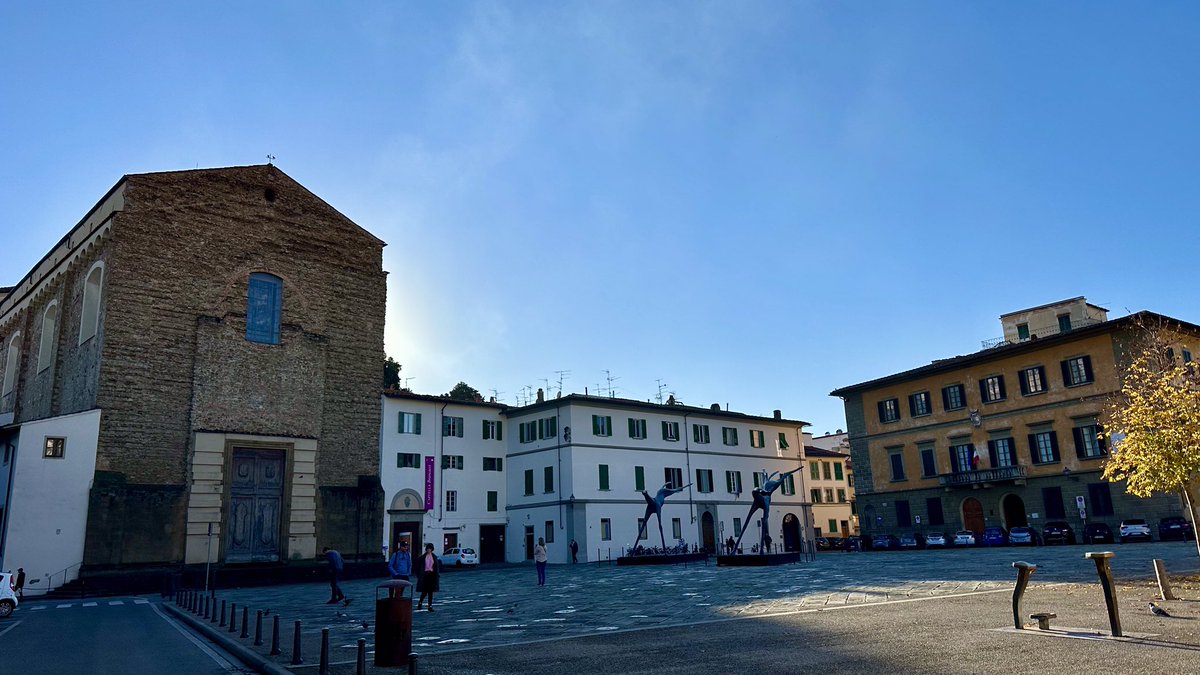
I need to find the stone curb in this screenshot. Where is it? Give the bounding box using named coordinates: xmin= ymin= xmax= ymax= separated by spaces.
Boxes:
xmin=163 ymin=601 xmax=293 ymax=675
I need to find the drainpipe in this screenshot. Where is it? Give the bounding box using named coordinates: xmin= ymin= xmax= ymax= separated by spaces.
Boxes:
xmin=437 ymin=402 xmax=448 ymax=524
xmin=683 ymin=412 xmax=694 ymax=524
xmin=556 ymin=400 xmax=563 ymax=537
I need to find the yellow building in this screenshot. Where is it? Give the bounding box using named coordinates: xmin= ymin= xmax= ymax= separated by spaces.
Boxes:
xmin=830 ymin=298 xmax=1194 ymax=541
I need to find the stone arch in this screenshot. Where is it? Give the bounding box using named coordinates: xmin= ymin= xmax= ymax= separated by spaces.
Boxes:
xmin=389 ymin=488 xmax=424 ymax=512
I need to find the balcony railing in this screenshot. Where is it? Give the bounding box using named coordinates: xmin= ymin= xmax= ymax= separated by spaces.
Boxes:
xmin=980 ymin=317 xmax=1103 ymax=350
xmin=938 ymin=465 xmax=1027 ymax=487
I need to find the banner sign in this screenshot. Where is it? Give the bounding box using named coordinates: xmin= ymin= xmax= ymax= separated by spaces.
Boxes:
xmin=424 ymin=456 xmax=435 ymax=512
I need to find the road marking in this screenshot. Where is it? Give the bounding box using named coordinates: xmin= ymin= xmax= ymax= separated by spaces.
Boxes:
xmin=30 ymin=606 xmax=46 ymax=611
xmin=134 ymin=599 xmax=149 ymax=605
xmin=83 ymin=602 xmax=98 ymax=607
xmin=151 ymin=603 xmax=242 ymax=672
xmin=56 ymin=604 xmax=72 ymax=609
xmin=0 ymin=619 xmax=21 ymax=638
xmin=108 ymin=601 xmax=124 ymax=606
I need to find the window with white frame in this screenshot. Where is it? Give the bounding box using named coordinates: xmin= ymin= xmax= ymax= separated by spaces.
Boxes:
xmin=692 ymin=424 xmax=710 ymax=444
xmin=726 ymin=470 xmax=742 ymax=494
xmin=733 ymin=517 xmax=743 ymax=537
xmin=442 ymin=455 xmax=464 ymax=469
xmin=942 ymin=384 xmax=966 ymax=411
xmin=1020 ymin=366 xmax=1046 ymax=395
xmin=781 ymin=475 xmax=795 ymax=495
xmin=908 ymin=391 xmax=931 ymax=417
xmin=810 ymin=488 xmax=821 ymax=503
xmin=878 ymin=398 xmax=900 ymax=423
xmin=445 ymin=490 xmax=458 ymax=512
xmin=399 ymin=412 xmax=421 ymax=434
xmin=483 ymin=419 xmax=502 ymax=440
xmin=1064 ymin=356 xmax=1094 ymax=386
xmin=592 ymin=415 xmax=612 ymax=437
xmin=600 ymin=518 xmax=612 ymax=540
xmin=1074 ymin=424 xmax=1106 ymax=459
xmin=628 ymin=418 xmax=647 ymax=439
xmin=696 ymin=469 xmax=714 ymax=493
xmin=1032 ymin=431 xmax=1058 ymax=464
xmin=44 ymin=437 xmax=65 ymax=458
xmin=664 ymin=467 xmax=683 ymax=489
xmin=749 ymin=430 xmax=765 ymax=448
xmin=721 ymin=427 xmax=738 ymax=446
xmin=662 ymin=421 xmax=679 ymax=441
xmin=483 ymin=456 xmax=503 ymax=471
xmin=396 ymin=452 xmax=420 ymax=468
xmin=442 ymin=416 xmax=464 ymax=437
xmin=981 ymin=375 xmax=1006 ymax=403
xmin=672 ymin=518 xmax=682 ymax=539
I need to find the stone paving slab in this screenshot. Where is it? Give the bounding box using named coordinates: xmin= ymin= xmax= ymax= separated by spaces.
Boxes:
xmin=185 ymin=541 xmax=1199 ymax=671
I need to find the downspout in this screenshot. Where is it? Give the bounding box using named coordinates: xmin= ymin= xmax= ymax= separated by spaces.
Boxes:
xmin=684 ymin=412 xmax=694 ymax=524
xmin=438 ymin=402 xmax=448 ymax=524
xmin=556 ymin=400 xmax=564 ymax=536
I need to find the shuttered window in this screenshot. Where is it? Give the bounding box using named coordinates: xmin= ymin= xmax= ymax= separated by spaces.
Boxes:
xmin=246 ymin=273 xmax=283 ymax=344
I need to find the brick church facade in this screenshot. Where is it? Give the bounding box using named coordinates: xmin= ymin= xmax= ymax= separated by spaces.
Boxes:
xmin=0 ymin=165 xmax=386 ymax=586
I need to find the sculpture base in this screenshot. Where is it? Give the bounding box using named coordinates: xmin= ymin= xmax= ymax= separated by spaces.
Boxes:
xmin=616 ymin=553 xmax=708 ymax=566
xmin=717 ymin=552 xmax=802 ymax=566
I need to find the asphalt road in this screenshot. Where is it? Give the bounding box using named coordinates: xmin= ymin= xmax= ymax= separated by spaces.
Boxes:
xmin=0 ymin=597 xmax=250 ymax=674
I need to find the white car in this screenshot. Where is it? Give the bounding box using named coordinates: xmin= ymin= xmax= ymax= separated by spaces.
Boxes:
xmin=954 ymin=531 xmax=977 ymax=546
xmin=0 ymin=572 xmax=18 ymax=618
xmin=439 ymin=547 xmax=479 ymax=567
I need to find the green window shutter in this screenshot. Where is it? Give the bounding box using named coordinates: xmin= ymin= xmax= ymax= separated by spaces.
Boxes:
xmin=497 ymin=421 xmax=503 ymax=441
xmin=810 ymin=462 xmax=819 ymax=480
xmin=525 ymin=469 xmax=534 ymax=495
xmin=834 ymin=463 xmax=844 ymax=481
xmin=628 ymin=418 xmax=635 ymax=437
xmin=778 ymin=432 xmax=789 ymax=449
xmin=441 ymin=455 xmax=450 ymax=469
xmin=482 ymin=420 xmax=488 ymax=439
xmin=725 ymin=471 xmax=732 ymax=493
xmin=753 ymin=472 xmax=762 ymax=488
xmin=397 ymin=453 xmax=403 ymax=468
xmin=592 ymin=415 xmax=600 ymax=435
xmin=662 ymin=421 xmax=669 ymax=439
xmin=599 ymin=464 xmax=609 ymax=490
xmin=487 ymin=491 xmax=497 ymax=511
xmin=635 ymin=466 xmax=645 ymax=491
xmin=606 ymin=416 xmax=612 ymax=435
xmin=457 ymin=419 xmax=464 ymax=438
xmin=414 ymin=413 xmax=421 ymax=434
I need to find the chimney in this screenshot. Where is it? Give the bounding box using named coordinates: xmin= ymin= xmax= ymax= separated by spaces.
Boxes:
xmin=536 ymin=388 xmax=545 ymax=403
xmin=710 ymin=403 xmax=720 ymax=411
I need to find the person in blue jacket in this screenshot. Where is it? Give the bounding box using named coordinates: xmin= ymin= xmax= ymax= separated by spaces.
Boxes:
xmin=387 ymin=540 xmax=413 ymax=597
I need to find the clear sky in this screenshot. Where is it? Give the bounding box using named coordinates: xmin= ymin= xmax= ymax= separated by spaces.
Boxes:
xmin=3 ymin=2 xmax=1198 ymax=433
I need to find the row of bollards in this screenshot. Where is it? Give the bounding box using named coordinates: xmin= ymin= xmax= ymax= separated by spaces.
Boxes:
xmin=1011 ymin=551 xmax=1139 ymax=638
xmin=174 ymin=587 xmax=405 ymax=675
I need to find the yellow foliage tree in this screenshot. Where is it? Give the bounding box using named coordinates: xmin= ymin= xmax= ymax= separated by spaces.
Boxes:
xmin=1102 ymin=331 xmax=1200 ymax=558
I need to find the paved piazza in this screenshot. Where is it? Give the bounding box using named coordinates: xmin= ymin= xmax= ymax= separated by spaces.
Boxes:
xmin=205 ymin=541 xmax=1199 ymax=664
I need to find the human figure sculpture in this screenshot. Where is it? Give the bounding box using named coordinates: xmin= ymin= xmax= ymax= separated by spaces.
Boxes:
xmin=633 ymin=482 xmax=691 ymax=551
xmin=733 ymin=467 xmax=803 ymax=555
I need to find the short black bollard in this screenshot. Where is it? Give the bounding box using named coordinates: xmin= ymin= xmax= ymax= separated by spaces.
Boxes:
xmin=241 ymin=606 xmax=250 ymax=639
xmin=1011 ymin=561 xmax=1038 ymax=629
xmin=254 ymin=610 xmax=264 ymax=646
xmin=203 ymin=595 xmax=211 ymax=620
xmin=228 ymin=603 xmax=237 ymax=633
xmin=219 ymin=599 xmax=227 ymax=626
xmin=356 ymin=638 xmax=367 ymax=675
xmin=407 ymin=652 xmax=418 ymax=675
xmin=319 ymin=627 xmax=330 ymax=675
xmin=211 ymin=598 xmax=220 ymax=624
xmin=1085 ymin=551 xmax=1122 ymax=637
xmin=291 ymin=620 xmax=304 ymax=665
xmin=269 ymin=615 xmax=281 ymax=656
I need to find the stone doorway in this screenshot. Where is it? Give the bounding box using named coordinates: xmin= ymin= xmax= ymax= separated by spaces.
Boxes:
xmin=782 ymin=513 xmax=801 ymax=551
xmin=962 ymin=497 xmax=985 ymax=534
xmin=701 ymin=511 xmax=716 ymax=552
xmin=1002 ymin=494 xmax=1028 ymax=529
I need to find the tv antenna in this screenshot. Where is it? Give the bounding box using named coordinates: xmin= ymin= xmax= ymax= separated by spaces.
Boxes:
xmin=554 ymin=370 xmax=571 ymax=397
xmin=655 ymin=379 xmax=668 ymax=404
xmin=489 ymin=388 xmax=503 ymax=402
xmin=603 ymin=370 xmax=620 ymax=398
xmin=402 ymin=377 xmax=416 ymax=390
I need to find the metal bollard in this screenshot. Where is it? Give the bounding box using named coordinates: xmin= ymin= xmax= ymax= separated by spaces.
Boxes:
xmin=241 ymin=606 xmax=250 ymax=639
xmin=319 ymin=627 xmax=330 ymax=675
xmin=356 ymin=638 xmax=367 ymax=675
xmin=291 ymin=620 xmax=304 ymax=665
xmin=228 ymin=603 xmax=237 ymax=633
xmin=1085 ymin=551 xmax=1122 ymax=637
xmin=219 ymin=599 xmax=227 ymax=626
xmin=270 ymin=615 xmax=281 ymax=656
xmin=254 ymin=610 xmax=264 ymax=646
xmin=211 ymin=598 xmax=220 ymax=624
xmin=408 ymin=652 xmax=418 ymax=675
xmin=203 ymin=595 xmax=211 ymax=619
xmin=1011 ymin=562 xmax=1038 ymax=629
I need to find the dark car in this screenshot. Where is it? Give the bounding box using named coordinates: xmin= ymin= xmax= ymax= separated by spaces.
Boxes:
xmin=1158 ymin=516 xmax=1196 ymax=541
xmin=1083 ymin=523 xmax=1115 ymax=544
xmin=844 ymin=536 xmax=863 ymax=552
xmin=871 ymin=534 xmax=900 ymax=550
xmin=1009 ymin=526 xmax=1041 ymax=546
xmin=1042 ymin=521 xmax=1076 ymax=545
xmin=815 ymin=537 xmax=834 ymax=551
xmin=899 ymin=533 xmax=925 ymax=549
xmin=982 ymin=526 xmax=1008 ymax=547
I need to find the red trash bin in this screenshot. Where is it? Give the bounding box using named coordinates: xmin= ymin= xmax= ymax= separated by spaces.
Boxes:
xmin=375 ymin=580 xmax=413 ymax=667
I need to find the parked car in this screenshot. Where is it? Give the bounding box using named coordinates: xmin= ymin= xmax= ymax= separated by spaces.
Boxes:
xmin=1158 ymin=516 xmax=1196 ymax=541
xmin=953 ymin=530 xmax=977 ymax=546
xmin=440 ymin=547 xmax=479 ymax=567
xmin=844 ymin=536 xmax=863 ymax=552
xmin=1083 ymin=523 xmax=1115 ymax=544
xmin=871 ymin=534 xmax=900 ymax=550
xmin=815 ymin=537 xmax=834 ymax=551
xmin=983 ymin=527 xmax=1008 ymax=547
xmin=1009 ymin=526 xmax=1041 ymax=546
xmin=0 ymin=572 xmax=18 ymax=618
xmin=1042 ymin=521 xmax=1076 ymax=545
xmin=899 ymin=533 xmax=925 ymax=549
xmin=925 ymin=532 xmax=948 ymax=548
xmin=1119 ymin=519 xmax=1153 ymax=543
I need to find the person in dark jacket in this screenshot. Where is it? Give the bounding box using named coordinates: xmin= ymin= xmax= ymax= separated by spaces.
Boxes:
xmin=323 ymin=547 xmax=349 ymax=605
xmin=415 ymin=543 xmax=441 ymax=611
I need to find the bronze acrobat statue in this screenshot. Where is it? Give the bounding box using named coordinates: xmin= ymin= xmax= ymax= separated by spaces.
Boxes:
xmin=733 ymin=467 xmax=803 ymax=554
xmin=633 ymin=482 xmax=691 ymax=551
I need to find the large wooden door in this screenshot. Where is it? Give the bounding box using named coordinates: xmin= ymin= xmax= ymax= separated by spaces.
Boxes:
xmin=478 ymin=524 xmax=506 ymax=564
xmin=227 ymin=449 xmax=284 ymax=563
xmin=701 ymin=512 xmax=716 ymax=552
xmin=962 ymin=497 xmax=985 ymax=535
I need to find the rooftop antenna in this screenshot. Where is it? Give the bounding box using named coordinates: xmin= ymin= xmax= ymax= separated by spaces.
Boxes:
xmin=554 ymin=370 xmax=571 ymax=397
xmin=402 ymin=377 xmax=416 ymax=390
xmin=266 ymin=154 xmax=276 ymax=166
xmin=540 ymin=378 xmax=551 ymax=396
xmin=655 ymin=379 xmax=668 ymax=404
xmin=603 ymin=370 xmax=620 ymax=398
xmin=489 ymin=388 xmax=503 ymax=402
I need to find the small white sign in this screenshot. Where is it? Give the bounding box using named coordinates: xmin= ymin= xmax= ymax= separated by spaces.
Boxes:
xmin=1076 ymin=496 xmax=1086 ymax=508
xmin=915 ymin=515 xmax=922 ymax=524
xmin=1030 ymin=512 xmax=1040 ymax=519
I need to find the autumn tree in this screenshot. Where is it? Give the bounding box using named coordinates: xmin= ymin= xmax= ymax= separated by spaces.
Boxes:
xmin=1102 ymin=324 xmax=1200 ymax=558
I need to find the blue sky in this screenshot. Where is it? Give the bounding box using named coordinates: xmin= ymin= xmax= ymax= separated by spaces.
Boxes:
xmin=2 ymin=2 xmax=1198 ymax=433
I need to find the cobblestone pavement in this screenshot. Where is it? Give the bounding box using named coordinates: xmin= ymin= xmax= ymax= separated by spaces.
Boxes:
xmin=195 ymin=541 xmax=1198 ymax=668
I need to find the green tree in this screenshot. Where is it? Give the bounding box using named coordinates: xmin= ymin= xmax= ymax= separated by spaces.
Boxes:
xmin=383 ymin=356 xmax=401 ymax=389
xmin=1102 ymin=324 xmax=1200 ymax=558
xmin=446 ymin=381 xmax=483 ymax=402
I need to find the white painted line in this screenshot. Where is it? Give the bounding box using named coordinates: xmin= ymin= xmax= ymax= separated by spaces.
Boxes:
xmin=0 ymin=619 xmax=21 ymax=638
xmin=108 ymin=601 xmax=124 ymax=606
xmin=134 ymin=599 xmax=149 ymax=605
xmin=30 ymin=606 xmax=46 ymax=611
xmin=56 ymin=604 xmax=72 ymax=609
xmin=150 ymin=603 xmax=241 ymax=672
xmin=82 ymin=602 xmax=98 ymax=607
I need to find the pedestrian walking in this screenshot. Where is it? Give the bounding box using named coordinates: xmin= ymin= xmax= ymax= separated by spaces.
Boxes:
xmin=387 ymin=541 xmax=412 ymax=597
xmin=323 ymin=547 xmax=349 ymax=605
xmin=15 ymin=568 xmax=25 ymax=600
xmin=570 ymin=539 xmax=579 ymax=564
xmin=534 ymin=537 xmax=548 ymax=586
xmin=415 ymin=543 xmax=441 ymax=611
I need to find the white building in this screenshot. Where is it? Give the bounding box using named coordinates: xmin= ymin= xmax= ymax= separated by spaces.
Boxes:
xmin=379 ymin=391 xmax=815 ymax=564
xmin=379 ymin=392 xmax=509 ymax=563
xmin=504 ymin=394 xmax=813 ymax=563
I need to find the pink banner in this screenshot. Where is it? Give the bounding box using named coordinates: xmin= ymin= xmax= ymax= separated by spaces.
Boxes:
xmin=424 ymin=456 xmax=435 ymax=511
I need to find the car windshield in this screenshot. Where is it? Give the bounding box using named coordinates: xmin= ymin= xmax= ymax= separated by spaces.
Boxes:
xmin=1123 ymin=520 xmax=1146 ymax=526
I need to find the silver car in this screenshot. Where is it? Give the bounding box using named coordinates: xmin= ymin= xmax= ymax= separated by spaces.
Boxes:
xmin=953 ymin=530 xmax=976 ymax=546
xmin=0 ymin=573 xmax=18 ymax=618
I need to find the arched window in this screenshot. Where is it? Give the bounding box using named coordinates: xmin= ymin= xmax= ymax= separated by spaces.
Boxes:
xmin=2 ymin=332 xmax=20 ymax=396
xmin=38 ymin=301 xmax=59 ymax=372
xmin=79 ymin=262 xmax=104 ymax=345
xmin=246 ymin=273 xmax=283 ymax=345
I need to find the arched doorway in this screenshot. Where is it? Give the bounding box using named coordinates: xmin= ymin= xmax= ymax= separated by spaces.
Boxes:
xmin=701 ymin=512 xmax=716 ymax=552
xmin=388 ymin=489 xmax=425 ymax=555
xmin=782 ymin=513 xmax=801 ymax=551
xmin=961 ymin=498 xmax=985 ymax=534
xmin=1001 ymin=494 xmax=1028 ymax=529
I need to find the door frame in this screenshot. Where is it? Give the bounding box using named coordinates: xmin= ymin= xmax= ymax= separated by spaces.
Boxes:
xmin=222 ymin=441 xmax=293 ymax=564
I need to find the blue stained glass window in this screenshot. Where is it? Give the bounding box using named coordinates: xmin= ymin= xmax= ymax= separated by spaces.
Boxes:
xmin=246 ymin=273 xmax=282 ymax=344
